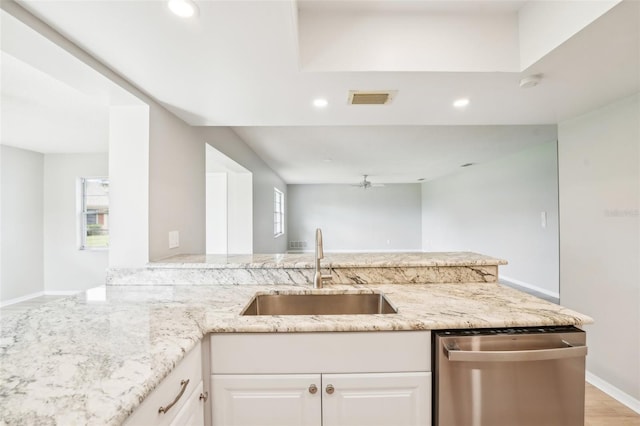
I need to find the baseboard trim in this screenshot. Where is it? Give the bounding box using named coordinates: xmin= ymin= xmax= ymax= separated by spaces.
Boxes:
xmin=1 ymin=290 xmax=82 ymax=307
xmin=0 ymin=291 xmax=45 ymax=307
xmin=44 ymin=290 xmax=81 ymax=296
xmin=586 ymin=371 xmax=640 ymax=414
xmin=499 ymin=275 xmax=560 ymax=299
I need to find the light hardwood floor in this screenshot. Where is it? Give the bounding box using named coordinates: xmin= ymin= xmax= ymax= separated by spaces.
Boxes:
xmin=585 ymin=383 xmax=640 ymax=425
xmin=1 ymin=296 xmax=639 ymax=424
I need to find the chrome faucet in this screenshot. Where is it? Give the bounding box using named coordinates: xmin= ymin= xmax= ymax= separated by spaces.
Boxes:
xmin=313 ymin=228 xmax=332 ymax=289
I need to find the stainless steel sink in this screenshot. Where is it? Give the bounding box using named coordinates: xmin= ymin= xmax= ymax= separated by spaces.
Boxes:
xmin=241 ymin=292 xmax=398 ymax=316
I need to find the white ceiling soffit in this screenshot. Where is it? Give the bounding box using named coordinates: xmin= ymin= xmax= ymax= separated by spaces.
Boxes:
xmin=0 ymin=51 xmax=110 ymax=153
xmin=0 ymin=8 xmax=144 ymax=154
xmin=0 ymin=9 xmax=141 ymax=107
xmin=14 ymin=0 xmax=638 ymax=127
xmin=234 ymin=125 xmax=557 ymax=184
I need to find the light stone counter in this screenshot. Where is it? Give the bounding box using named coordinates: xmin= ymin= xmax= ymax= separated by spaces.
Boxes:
xmin=107 ymin=252 xmax=508 ymax=285
xmin=0 ymin=283 xmax=591 ymax=426
xmin=148 ymin=252 xmax=507 ymax=269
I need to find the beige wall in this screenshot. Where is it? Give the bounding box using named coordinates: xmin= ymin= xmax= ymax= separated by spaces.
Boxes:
xmin=421 ymin=141 xmax=560 ymax=296
xmin=43 ymin=153 xmax=109 ymax=292
xmin=558 ymin=93 xmax=639 ymax=402
xmin=147 ymin=106 xmax=205 ymax=261
xmin=197 ymin=127 xmax=287 ymax=254
xmin=288 ymin=184 xmax=422 ymax=252
xmin=0 ymin=146 xmax=44 ymax=302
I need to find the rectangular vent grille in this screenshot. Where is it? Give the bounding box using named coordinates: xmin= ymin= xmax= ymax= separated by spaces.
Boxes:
xmin=289 ymin=241 xmax=307 ymax=250
xmin=348 ymin=90 xmax=396 ymax=105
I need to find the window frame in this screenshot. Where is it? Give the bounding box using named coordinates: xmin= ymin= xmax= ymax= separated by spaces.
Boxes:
xmin=273 ymin=187 xmax=284 ymax=238
xmin=78 ymin=177 xmax=110 ymax=251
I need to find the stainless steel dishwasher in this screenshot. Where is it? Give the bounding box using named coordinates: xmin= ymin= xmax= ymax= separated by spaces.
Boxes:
xmin=434 ymin=326 xmax=587 ymax=426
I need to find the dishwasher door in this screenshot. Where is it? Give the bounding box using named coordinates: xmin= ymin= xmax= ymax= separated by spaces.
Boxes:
xmin=434 ymin=327 xmax=587 ymax=426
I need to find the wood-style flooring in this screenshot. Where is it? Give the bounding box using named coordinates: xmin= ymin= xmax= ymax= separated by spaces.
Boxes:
xmin=1 ymin=296 xmax=639 ymax=424
xmin=585 ymin=383 xmax=640 ymax=425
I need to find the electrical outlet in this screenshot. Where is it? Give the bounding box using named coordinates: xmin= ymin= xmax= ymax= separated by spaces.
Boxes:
xmin=541 ymin=211 xmax=547 ymax=229
xmin=169 ymin=231 xmax=180 ymax=249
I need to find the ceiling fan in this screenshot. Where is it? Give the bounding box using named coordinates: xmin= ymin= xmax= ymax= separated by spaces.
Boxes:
xmin=352 ymin=175 xmax=385 ymax=190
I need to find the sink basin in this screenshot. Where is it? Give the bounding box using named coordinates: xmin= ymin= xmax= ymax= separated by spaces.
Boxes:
xmin=241 ymin=292 xmax=398 ymax=316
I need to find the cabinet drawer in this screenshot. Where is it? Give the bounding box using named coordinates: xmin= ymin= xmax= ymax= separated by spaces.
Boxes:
xmin=125 ymin=341 xmax=202 ymax=426
xmin=211 ymin=331 xmax=430 ymax=374
xmin=170 ymin=380 xmax=205 ymax=426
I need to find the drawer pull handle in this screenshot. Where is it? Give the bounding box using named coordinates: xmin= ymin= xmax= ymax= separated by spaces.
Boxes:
xmin=326 ymin=384 xmax=335 ymax=395
xmin=199 ymin=391 xmax=209 ymax=402
xmin=308 ymin=384 xmax=318 ymax=394
xmin=158 ymin=379 xmax=190 ymax=414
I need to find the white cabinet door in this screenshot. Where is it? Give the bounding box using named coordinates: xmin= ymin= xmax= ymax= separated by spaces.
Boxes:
xmin=211 ymin=374 xmax=321 ymax=426
xmin=322 ymin=372 xmax=431 ymax=426
xmin=170 ymin=381 xmax=205 ymax=426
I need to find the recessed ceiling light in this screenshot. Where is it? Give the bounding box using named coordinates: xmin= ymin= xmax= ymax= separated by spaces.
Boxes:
xmin=453 ymin=98 xmax=470 ymax=109
xmin=417 ymin=178 xmax=425 ymax=181
xmin=461 ymin=162 xmax=475 ymax=167
xmin=313 ymin=98 xmax=328 ymax=108
xmin=323 ymin=158 xmax=333 ymax=163
xmin=168 ymin=0 xmax=199 ymax=18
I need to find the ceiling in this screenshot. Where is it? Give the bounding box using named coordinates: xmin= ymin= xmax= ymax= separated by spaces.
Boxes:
xmin=0 ymin=8 xmax=141 ymax=154
xmin=2 ymin=0 xmax=638 ymax=181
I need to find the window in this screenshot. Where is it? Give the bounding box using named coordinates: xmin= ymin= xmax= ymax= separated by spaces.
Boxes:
xmin=274 ymin=188 xmax=284 ymax=238
xmin=79 ymin=177 xmax=109 ymax=249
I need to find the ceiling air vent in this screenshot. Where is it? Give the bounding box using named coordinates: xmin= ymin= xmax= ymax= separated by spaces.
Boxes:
xmin=348 ymin=90 xmax=397 ymax=105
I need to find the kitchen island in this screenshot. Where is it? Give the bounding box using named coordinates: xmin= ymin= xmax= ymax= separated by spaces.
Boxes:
xmin=0 ymin=281 xmax=591 ymax=425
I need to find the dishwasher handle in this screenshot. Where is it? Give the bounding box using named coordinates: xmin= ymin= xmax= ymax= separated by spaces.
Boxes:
xmin=444 ymin=343 xmax=587 ymax=362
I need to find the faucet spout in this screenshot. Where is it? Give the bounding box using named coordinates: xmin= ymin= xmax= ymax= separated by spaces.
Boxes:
xmin=316 ymin=228 xmax=324 ymax=260
xmin=313 ymin=228 xmax=331 ymax=289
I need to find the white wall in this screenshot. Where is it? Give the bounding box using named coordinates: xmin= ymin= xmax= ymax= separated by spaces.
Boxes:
xmin=0 ymin=145 xmax=44 ymax=302
xmin=226 ymin=172 xmax=252 ymax=254
xmin=197 ymin=127 xmax=287 ymax=254
xmin=43 ymin=153 xmax=108 ymax=292
xmin=421 ymin=141 xmax=559 ymax=297
xmin=206 ymin=173 xmax=227 ymax=254
xmin=287 ymin=184 xmax=422 ymax=252
xmin=109 ymin=105 xmax=150 ymax=266
xmin=558 ymin=94 xmax=639 ymax=404
xmin=298 ymin=8 xmax=519 ymax=72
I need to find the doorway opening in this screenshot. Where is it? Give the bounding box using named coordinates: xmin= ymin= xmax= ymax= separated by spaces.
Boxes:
xmin=206 ymin=144 xmax=253 ymax=254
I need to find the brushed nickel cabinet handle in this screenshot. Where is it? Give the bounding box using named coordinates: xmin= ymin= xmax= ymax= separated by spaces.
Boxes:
xmin=158 ymin=379 xmax=190 ymax=414
xmin=309 ymin=384 xmax=318 ymax=394
xmin=326 ymin=384 xmax=335 ymax=394
xmin=199 ymin=391 xmax=209 ymax=402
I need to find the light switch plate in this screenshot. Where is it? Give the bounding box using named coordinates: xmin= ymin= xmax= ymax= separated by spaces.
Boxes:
xmin=169 ymin=231 xmax=180 ymax=249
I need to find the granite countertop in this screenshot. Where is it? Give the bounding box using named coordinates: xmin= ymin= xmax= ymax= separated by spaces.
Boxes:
xmin=0 ymin=282 xmax=591 ymax=426
xmin=149 ymin=251 xmax=508 ymax=269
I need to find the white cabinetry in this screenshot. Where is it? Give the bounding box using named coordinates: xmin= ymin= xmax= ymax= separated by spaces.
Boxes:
xmin=125 ymin=342 xmax=205 ymax=426
xmin=322 ymin=372 xmax=430 ymax=426
xmin=212 ymin=374 xmax=321 ymax=426
xmin=170 ymin=381 xmax=206 ymax=426
xmin=210 ymin=332 xmax=431 ymax=426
